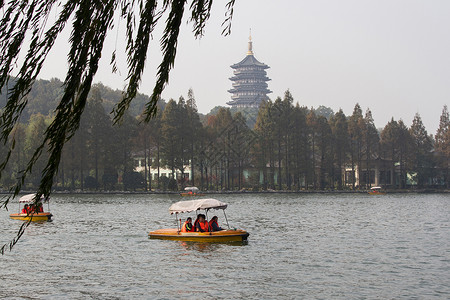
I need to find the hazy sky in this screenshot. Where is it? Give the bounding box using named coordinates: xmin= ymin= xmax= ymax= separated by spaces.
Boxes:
xmin=38 ymin=0 xmax=449 ymax=133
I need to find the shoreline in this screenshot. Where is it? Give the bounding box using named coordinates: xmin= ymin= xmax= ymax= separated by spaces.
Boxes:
xmin=2 ymin=189 xmax=449 ymax=196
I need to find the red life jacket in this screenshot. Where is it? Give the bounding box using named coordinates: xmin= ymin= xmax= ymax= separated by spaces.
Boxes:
xmin=199 ymin=221 xmax=209 ymax=232
xmin=181 ymin=221 xmax=194 ymax=232
xmin=21 ymin=208 xmax=27 ymax=214
xmin=209 ymin=219 xmax=218 ymax=231
xmin=193 ymin=218 xmax=199 ymax=231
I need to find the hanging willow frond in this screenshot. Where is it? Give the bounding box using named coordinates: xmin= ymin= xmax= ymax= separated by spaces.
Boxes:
xmin=0 ymin=0 xmax=236 ymax=253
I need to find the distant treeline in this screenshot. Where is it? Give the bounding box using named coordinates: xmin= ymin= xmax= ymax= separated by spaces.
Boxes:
xmin=0 ymin=79 xmax=449 ymax=191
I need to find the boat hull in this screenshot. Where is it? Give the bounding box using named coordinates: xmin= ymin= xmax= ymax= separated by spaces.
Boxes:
xmin=149 ymin=228 xmax=249 ymax=242
xmin=368 ymin=191 xmax=386 ymax=195
xmin=180 ymin=193 xmax=204 ymax=197
xmin=9 ymin=212 xmax=53 ymax=222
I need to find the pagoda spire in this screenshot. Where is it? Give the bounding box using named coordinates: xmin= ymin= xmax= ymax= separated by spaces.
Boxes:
xmin=247 ymin=29 xmax=253 ymax=56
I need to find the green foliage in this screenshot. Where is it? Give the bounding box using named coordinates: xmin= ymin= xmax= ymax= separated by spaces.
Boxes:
xmin=168 ymin=177 xmax=178 ymax=191
xmin=123 ymin=171 xmax=145 ymax=191
xmin=159 ymin=175 xmax=169 ymax=190
xmin=208 ymin=105 xmax=259 ymax=128
xmin=102 ymin=170 xmax=118 ymax=191
xmin=435 ymin=105 xmax=450 ymax=187
xmin=1 ymin=84 xmax=446 ymax=195
xmin=84 ymin=176 xmax=99 ymax=190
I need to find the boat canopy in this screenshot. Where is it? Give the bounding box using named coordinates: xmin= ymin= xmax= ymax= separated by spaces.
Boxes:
xmin=370 ymin=186 xmax=382 ymax=190
xmin=19 ymin=194 xmax=47 ymax=203
xmin=169 ymin=199 xmax=228 ymax=214
xmin=184 ymin=187 xmax=199 ymax=192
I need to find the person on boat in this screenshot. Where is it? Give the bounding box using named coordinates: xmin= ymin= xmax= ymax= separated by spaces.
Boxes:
xmin=27 ymin=204 xmax=35 ymax=213
xmin=21 ymin=204 xmax=29 ymax=214
xmin=37 ymin=203 xmax=44 ymax=213
xmin=181 ymin=217 xmax=194 ymax=232
xmin=193 ymin=215 xmax=200 ymax=231
xmin=195 ymin=214 xmax=209 ymax=232
xmin=209 ymin=216 xmax=223 ymax=231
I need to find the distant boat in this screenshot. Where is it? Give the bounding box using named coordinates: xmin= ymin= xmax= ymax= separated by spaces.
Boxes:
xmin=368 ymin=186 xmax=386 ymax=195
xmin=9 ymin=194 xmax=53 ymax=222
xmin=149 ymin=198 xmax=249 ymax=242
xmin=180 ymin=186 xmax=204 ymax=197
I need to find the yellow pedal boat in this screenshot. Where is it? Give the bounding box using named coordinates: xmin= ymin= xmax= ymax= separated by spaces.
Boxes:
xmin=9 ymin=212 xmax=53 ymax=222
xmin=368 ymin=186 xmax=386 ymax=195
xmin=149 ymin=198 xmax=249 ymax=243
xmin=180 ymin=186 xmax=204 ymax=197
xmin=9 ymin=194 xmax=53 ymax=222
xmin=149 ymin=228 xmax=249 ymax=242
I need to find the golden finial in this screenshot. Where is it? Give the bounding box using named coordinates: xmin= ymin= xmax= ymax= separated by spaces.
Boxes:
xmin=247 ymin=28 xmax=253 ymax=55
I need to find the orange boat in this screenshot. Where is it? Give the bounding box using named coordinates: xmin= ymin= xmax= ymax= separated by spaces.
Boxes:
xmin=9 ymin=194 xmax=53 ymax=222
xmin=149 ymin=199 xmax=249 ymax=242
xmin=180 ymin=186 xmax=204 ymax=197
xmin=368 ymin=186 xmax=386 ymax=195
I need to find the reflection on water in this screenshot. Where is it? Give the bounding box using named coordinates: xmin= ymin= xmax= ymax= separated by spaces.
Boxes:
xmin=175 ymin=240 xmax=248 ymax=252
xmin=1 ymin=193 xmax=449 ymax=299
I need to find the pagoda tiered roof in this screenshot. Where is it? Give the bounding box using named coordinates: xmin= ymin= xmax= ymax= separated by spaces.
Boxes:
xmin=230 ymin=55 xmax=269 ymax=69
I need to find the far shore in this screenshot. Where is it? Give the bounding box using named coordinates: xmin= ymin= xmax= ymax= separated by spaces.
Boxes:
xmin=2 ymin=188 xmax=449 ymax=196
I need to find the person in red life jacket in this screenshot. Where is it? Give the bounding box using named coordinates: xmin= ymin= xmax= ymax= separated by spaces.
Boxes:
xmin=21 ymin=204 xmax=29 ymax=214
xmin=193 ymin=215 xmax=200 ymax=231
xmin=181 ymin=217 xmax=194 ymax=232
xmin=27 ymin=204 xmax=35 ymax=214
xmin=195 ymin=214 xmax=209 ymax=232
xmin=37 ymin=203 xmax=44 ymax=213
xmin=209 ymin=216 xmax=223 ymax=231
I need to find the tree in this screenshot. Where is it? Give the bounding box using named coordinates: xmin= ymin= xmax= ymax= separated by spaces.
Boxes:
xmin=435 ymin=105 xmax=450 ymax=187
xmin=362 ymin=108 xmax=379 ymax=188
xmin=306 ymin=109 xmax=318 ymax=189
xmin=409 ymin=113 xmax=433 ymax=187
xmin=114 ymin=112 xmax=138 ymax=191
xmin=316 ymin=115 xmax=333 ymax=189
xmin=380 ymin=118 xmax=412 ymax=188
xmin=206 ymin=107 xmax=233 ymax=190
xmin=84 ymin=87 xmax=112 ymax=188
xmin=253 ymin=101 xmax=271 ymax=189
xmin=23 ymin=113 xmax=50 ymax=187
xmin=348 ymin=104 xmax=364 ymax=188
xmin=185 ymin=88 xmax=202 ymax=187
xmin=330 ymin=109 xmax=349 ymax=189
xmin=1 ymin=0 xmax=236 ymax=253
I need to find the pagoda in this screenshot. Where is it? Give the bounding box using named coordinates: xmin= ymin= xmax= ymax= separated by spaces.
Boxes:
xmin=227 ymin=35 xmax=272 ymax=107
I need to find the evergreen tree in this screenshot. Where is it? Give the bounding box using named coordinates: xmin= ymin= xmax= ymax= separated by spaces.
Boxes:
xmin=185 ymin=88 xmax=202 ymax=186
xmin=330 ymin=109 xmax=349 ymax=189
xmin=348 ymin=104 xmax=364 ymax=188
xmin=316 ymin=115 xmax=333 ymax=189
xmin=381 ymin=119 xmax=412 ymax=188
xmin=362 ymin=108 xmax=379 ymax=188
xmin=24 ymin=114 xmax=50 ymax=188
xmin=409 ymin=113 xmax=434 ymax=187
xmin=291 ymin=104 xmax=309 ymax=190
xmin=306 ymin=109 xmax=318 ymax=189
xmin=435 ymin=105 xmax=450 ymax=187
xmin=253 ymin=100 xmax=274 ymax=189
xmin=84 ymin=87 xmax=111 ymax=189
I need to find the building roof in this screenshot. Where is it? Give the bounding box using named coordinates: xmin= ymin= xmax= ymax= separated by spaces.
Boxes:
xmin=230 ymin=54 xmax=269 ymax=69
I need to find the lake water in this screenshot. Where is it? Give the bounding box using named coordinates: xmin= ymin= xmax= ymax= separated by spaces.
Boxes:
xmin=1 ymin=193 xmax=449 ymax=299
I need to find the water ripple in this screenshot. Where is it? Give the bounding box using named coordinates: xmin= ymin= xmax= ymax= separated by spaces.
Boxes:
xmin=1 ymin=193 xmax=449 ymax=299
